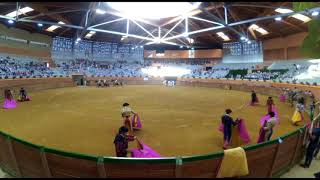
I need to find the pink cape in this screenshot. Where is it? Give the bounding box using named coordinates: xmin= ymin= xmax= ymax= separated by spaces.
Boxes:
xmin=131 ymin=114 xmax=142 ymax=130
xmin=3 ymin=99 xmax=17 ymax=109
xmin=260 ymin=106 xmax=279 ymax=126
xmin=218 ymin=119 xmax=251 ymax=144
xmin=130 ymin=143 xmax=161 ymax=158
xmin=279 ymin=94 xmax=286 ymax=102
xmin=257 ymin=126 xmax=266 ymax=144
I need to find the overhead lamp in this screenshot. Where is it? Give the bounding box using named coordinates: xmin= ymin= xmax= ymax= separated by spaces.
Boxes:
xmin=96 ymin=9 xmax=106 ymax=14
xmin=180 ymin=45 xmax=183 ymax=48
xmin=106 ymin=2 xmax=201 ymax=20
xmin=311 ymin=11 xmax=319 ymax=16
xmin=140 ymin=46 xmax=143 ymax=48
xmin=240 ymin=36 xmax=246 ymax=40
xmin=6 ymin=7 xmax=34 ymax=18
xmin=76 ymin=38 xmax=81 ymax=41
xmin=256 ymin=28 xmax=268 ymax=35
xmin=85 ymin=31 xmax=96 ymax=39
xmin=275 ymin=8 xmax=293 ymax=14
xmin=46 ymin=21 xmax=65 ymax=32
xmin=37 ymin=23 xmax=43 ymax=27
xmin=291 ymin=14 xmax=311 ymax=22
xmin=248 ymin=24 xmax=259 ymax=30
xmin=216 ymin=32 xmax=230 ymax=41
xmin=154 ymin=37 xmax=161 ymax=44
xmin=275 ymin=8 xmax=311 ymax=22
xmin=247 ymin=40 xmax=251 ymax=44
xmin=186 ymin=37 xmax=194 ymax=44
xmin=249 ymin=24 xmax=269 ymax=35
xmin=7 ymin=19 xmax=14 ymax=24
xmin=121 ymin=35 xmax=128 ymax=41
xmin=275 ymin=17 xmax=282 ymax=21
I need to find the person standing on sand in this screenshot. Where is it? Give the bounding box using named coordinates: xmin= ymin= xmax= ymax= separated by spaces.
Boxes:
xmin=113 ymin=126 xmax=137 ymax=157
xmin=121 ymin=103 xmax=136 ymax=132
xmin=221 ymin=109 xmax=239 ymax=149
xmin=266 ymin=97 xmax=275 ymax=114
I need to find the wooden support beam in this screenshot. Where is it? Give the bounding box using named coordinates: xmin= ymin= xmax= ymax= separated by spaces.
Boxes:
xmin=249 ymin=28 xmax=257 ymax=40
xmin=24 ymin=3 xmax=72 ymax=24
xmin=259 ymin=2 xmax=291 ymax=17
xmin=228 ymin=7 xmax=246 ymax=34
xmin=282 ymin=20 xmax=307 ymax=32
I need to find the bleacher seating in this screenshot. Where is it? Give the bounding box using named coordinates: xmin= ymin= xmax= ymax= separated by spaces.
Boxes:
xmin=1 ymin=53 xmax=320 ymax=85
xmin=212 ymin=63 xmax=261 ymax=70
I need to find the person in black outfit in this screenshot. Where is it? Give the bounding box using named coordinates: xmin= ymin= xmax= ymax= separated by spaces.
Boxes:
xmin=251 ymin=90 xmax=258 ymax=105
xmin=221 ymin=109 xmax=239 ymax=149
xmin=113 ymin=126 xmax=136 ymax=157
xmin=300 ymin=128 xmax=320 ymax=168
xmin=19 ymin=88 xmax=29 ymax=101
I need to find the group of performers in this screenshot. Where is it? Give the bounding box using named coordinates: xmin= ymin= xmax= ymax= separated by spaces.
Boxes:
xmin=96 ymin=79 xmax=124 ymax=88
xmin=2 ymin=88 xmax=30 ymax=109
xmin=221 ymin=87 xmax=319 ymax=150
xmin=113 ymin=102 xmax=161 ymax=158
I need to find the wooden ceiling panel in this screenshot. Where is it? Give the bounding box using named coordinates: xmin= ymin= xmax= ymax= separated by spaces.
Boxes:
xmin=0 ymin=2 xmax=315 ymax=46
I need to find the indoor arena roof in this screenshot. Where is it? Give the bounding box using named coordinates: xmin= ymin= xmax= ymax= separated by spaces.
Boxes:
xmin=0 ymin=2 xmax=319 ymax=48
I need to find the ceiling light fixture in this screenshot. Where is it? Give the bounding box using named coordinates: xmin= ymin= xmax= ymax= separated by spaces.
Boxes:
xmin=249 ymin=24 xmax=269 ymax=35
xmin=46 ymin=21 xmax=65 ymax=32
xmin=275 ymin=8 xmax=293 ymax=14
xmin=216 ymin=32 xmax=230 ymax=41
xmin=291 ymin=13 xmax=311 ymax=22
xmin=106 ymin=2 xmax=201 ymax=20
xmin=96 ymin=9 xmax=106 ymax=14
xmin=275 ymin=17 xmax=282 ymax=21
xmin=5 ymin=7 xmax=34 ymax=18
xmin=85 ymin=31 xmax=96 ymax=39
xmin=311 ymin=11 xmax=319 ymax=16
xmin=7 ymin=19 xmax=14 ymax=24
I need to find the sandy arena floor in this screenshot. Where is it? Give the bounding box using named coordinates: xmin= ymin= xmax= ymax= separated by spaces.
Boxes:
xmin=0 ymin=85 xmax=302 ymax=157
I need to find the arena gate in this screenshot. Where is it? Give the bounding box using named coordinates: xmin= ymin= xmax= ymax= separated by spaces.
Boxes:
xmin=71 ymin=75 xmax=85 ymax=86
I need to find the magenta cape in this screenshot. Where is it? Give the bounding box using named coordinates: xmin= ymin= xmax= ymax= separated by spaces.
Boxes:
xmin=218 ymin=119 xmax=251 ymax=144
xmin=130 ymin=143 xmax=161 ymax=158
xmin=131 ymin=114 xmax=142 ymax=130
xmin=260 ymin=106 xmax=279 ymax=126
xmin=3 ymin=99 xmax=17 ymax=109
xmin=257 ymin=126 xmax=266 ymax=144
xmin=279 ymin=94 xmax=286 ymax=102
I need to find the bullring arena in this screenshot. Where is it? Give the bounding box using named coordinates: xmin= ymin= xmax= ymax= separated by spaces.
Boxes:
xmin=1 ymin=1 xmax=320 ymax=178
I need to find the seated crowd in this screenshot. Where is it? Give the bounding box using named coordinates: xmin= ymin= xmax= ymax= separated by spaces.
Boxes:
xmin=1 ymin=55 xmax=320 ymax=84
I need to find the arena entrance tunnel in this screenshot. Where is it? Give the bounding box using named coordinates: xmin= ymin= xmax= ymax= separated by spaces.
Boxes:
xmin=0 ymin=77 xmax=319 ymax=178
xmin=71 ymin=75 xmax=85 ymax=86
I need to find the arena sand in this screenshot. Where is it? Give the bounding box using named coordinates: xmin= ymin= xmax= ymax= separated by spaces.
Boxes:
xmin=0 ymin=85 xmax=304 ymax=157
